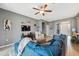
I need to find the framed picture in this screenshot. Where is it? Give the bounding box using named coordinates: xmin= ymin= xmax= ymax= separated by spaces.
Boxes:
xmin=21 ymin=25 xmax=31 ymax=31
xmin=4 ymin=19 xmax=11 ymax=31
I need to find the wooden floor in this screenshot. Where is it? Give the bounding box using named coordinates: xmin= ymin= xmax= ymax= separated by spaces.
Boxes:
xmin=1 ymin=36 xmax=79 ymax=56
xmin=66 ymin=36 xmax=79 ymax=56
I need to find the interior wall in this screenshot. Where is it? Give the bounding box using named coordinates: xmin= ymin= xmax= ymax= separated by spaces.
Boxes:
xmin=0 ymin=8 xmax=40 ymax=45
xmin=49 ymin=17 xmax=76 ymax=35
xmin=75 ymin=15 xmax=79 ymax=32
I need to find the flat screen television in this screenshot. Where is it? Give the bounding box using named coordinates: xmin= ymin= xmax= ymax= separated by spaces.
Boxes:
xmin=21 ymin=25 xmax=31 ymax=31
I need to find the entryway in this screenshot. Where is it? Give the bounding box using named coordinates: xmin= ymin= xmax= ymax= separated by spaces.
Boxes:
xmin=60 ymin=21 xmax=71 ymax=35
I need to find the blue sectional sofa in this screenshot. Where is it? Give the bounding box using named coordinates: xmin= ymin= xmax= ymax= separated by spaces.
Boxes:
xmin=14 ymin=34 xmax=66 ymax=56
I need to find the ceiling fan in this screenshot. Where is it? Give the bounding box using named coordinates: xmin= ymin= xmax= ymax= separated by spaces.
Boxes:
xmin=33 ymin=4 xmax=52 ymax=16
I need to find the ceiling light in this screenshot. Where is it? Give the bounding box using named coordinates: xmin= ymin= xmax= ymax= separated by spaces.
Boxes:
xmin=40 ymin=11 xmax=44 ymax=14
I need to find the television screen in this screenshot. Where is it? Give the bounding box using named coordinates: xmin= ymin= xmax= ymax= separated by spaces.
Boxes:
xmin=21 ymin=25 xmax=30 ymax=31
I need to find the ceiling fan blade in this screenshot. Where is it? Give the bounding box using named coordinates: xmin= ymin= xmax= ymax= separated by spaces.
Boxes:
xmin=33 ymin=7 xmax=40 ymax=10
xmin=44 ymin=4 xmax=47 ymax=9
xmin=45 ymin=10 xmax=52 ymax=12
xmin=35 ymin=12 xmax=40 ymax=15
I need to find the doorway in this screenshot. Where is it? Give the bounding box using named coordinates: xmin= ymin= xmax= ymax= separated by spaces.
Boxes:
xmin=42 ymin=22 xmax=46 ymax=34
xmin=60 ymin=21 xmax=71 ymax=35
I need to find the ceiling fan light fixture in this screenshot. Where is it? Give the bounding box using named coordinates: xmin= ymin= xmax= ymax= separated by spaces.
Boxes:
xmin=33 ymin=4 xmax=52 ymax=16
xmin=40 ymin=10 xmax=44 ymax=14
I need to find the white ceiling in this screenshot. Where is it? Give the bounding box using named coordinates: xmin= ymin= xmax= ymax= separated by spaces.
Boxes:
xmin=0 ymin=3 xmax=79 ymax=22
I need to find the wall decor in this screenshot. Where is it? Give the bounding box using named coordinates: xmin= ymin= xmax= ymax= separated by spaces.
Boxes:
xmin=4 ymin=19 xmax=11 ymax=31
xmin=21 ymin=25 xmax=31 ymax=31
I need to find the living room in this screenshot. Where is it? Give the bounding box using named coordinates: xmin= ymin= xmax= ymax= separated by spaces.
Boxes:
xmin=0 ymin=3 xmax=79 ymax=56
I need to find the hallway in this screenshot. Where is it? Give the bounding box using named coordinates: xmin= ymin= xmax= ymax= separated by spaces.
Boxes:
xmin=66 ymin=36 xmax=79 ymax=56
